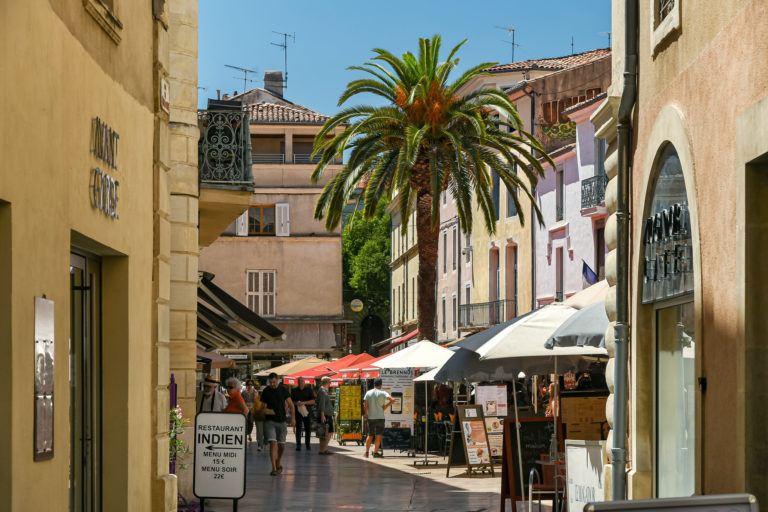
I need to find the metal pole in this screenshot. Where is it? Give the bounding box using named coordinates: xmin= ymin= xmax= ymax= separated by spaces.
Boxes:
xmin=424 ymin=380 xmax=429 ymax=464
xmin=511 ymin=378 xmax=525 ymax=503
xmin=613 ymin=0 xmax=638 ymax=500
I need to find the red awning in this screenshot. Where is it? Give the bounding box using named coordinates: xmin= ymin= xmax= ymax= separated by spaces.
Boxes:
xmin=335 ymin=354 xmax=389 ymax=380
xmin=378 ymin=329 xmax=419 ymax=355
xmin=283 ymin=354 xmax=364 ymax=385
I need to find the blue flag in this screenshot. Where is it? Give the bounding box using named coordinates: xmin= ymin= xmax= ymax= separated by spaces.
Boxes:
xmin=582 ymin=260 xmax=598 ymax=287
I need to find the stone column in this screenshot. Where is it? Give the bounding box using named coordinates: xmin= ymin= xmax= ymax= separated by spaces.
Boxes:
xmin=167 ymin=0 xmax=200 ymax=499
xmin=152 ymin=2 xmax=178 ymax=511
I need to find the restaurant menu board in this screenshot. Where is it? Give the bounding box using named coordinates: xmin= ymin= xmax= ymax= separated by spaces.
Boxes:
xmin=477 ymin=385 xmax=508 ymax=417
xmin=446 ymin=405 xmax=495 ymax=477
xmin=484 ymin=417 xmax=504 ymax=458
xmin=380 ymin=367 xmax=414 ymax=429
xmin=501 ymin=416 xmax=564 ymax=502
xmin=338 ymin=385 xmax=361 ymax=421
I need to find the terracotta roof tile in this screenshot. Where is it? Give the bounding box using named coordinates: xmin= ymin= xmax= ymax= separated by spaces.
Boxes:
xmin=484 ymin=48 xmax=611 ymax=73
xmin=248 ymin=102 xmax=330 ymax=124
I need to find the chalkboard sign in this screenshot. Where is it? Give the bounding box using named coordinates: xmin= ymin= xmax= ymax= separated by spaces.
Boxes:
xmin=447 ymin=427 xmax=466 ymax=467
xmin=501 ymin=416 xmax=564 ymax=502
xmin=381 ymin=427 xmax=410 ymax=450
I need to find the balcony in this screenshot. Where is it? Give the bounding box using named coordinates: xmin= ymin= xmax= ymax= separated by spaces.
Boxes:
xmin=252 ymin=153 xmax=285 ymax=164
xmin=250 ymin=152 xmax=342 ymax=165
xmin=581 ymin=174 xmax=609 ymax=210
xmin=198 ymin=109 xmax=254 ymax=186
xmin=198 ymin=104 xmax=256 ymax=247
xmin=458 ymin=299 xmax=516 ymax=329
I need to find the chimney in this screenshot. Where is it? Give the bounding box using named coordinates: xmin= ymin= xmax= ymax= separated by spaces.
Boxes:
xmin=264 ymin=71 xmax=284 ymax=98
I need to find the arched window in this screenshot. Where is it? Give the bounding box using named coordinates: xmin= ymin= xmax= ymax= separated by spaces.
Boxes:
xmin=644 ymin=143 xmax=695 ymax=498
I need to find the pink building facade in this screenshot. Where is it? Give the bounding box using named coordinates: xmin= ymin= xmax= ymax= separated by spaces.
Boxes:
xmin=535 ymin=94 xmax=608 ymax=305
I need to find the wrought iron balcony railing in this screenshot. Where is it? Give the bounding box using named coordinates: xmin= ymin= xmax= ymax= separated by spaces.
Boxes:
xmin=198 ymin=109 xmax=254 ymax=186
xmin=458 ymin=299 xmax=516 ymax=329
xmin=581 ymin=174 xmax=609 ymax=209
xmin=252 ymin=153 xmax=285 ymax=164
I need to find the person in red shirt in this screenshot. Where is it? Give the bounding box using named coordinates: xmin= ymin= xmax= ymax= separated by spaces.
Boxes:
xmin=223 ymin=377 xmax=250 ymax=416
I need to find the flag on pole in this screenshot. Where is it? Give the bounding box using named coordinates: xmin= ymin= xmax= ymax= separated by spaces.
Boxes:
xmin=582 ymin=260 xmax=598 ymax=287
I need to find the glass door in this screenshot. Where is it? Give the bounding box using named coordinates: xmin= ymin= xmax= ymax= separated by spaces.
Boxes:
xmin=656 ymin=301 xmax=695 ymax=497
xmin=69 ymin=253 xmax=102 ymax=512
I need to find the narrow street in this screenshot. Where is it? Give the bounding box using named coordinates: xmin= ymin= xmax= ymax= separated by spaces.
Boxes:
xmin=204 ymin=439 xmax=500 ymax=512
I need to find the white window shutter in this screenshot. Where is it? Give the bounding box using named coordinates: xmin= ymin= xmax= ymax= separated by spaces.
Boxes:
xmin=235 ymin=210 xmax=249 ymax=236
xmin=276 ymin=203 xmax=290 ymax=237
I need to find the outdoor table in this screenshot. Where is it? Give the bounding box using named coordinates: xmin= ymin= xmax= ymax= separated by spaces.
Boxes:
xmin=531 ymin=458 xmax=566 ymax=512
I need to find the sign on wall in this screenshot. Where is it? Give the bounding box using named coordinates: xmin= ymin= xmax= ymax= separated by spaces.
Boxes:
xmin=565 ymin=439 xmax=605 ymax=512
xmin=193 ymin=412 xmax=247 ymax=501
xmin=34 ymin=297 xmax=54 ymax=462
xmin=89 ymin=117 xmax=120 ymax=220
xmin=477 ymin=385 xmax=508 ymax=417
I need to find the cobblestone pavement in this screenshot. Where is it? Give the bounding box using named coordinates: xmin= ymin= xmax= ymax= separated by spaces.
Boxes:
xmin=203 ymin=437 xmax=501 ymax=512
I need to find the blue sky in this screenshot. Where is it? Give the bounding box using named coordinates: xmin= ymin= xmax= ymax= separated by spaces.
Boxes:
xmin=198 ymin=1 xmax=612 ymax=114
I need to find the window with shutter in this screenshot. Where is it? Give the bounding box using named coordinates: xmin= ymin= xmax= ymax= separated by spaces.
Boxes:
xmin=249 ymin=205 xmax=276 ymax=235
xmin=235 ymin=210 xmax=249 ymax=236
xmin=275 ymin=203 xmax=290 ymax=237
xmin=246 ymin=270 xmax=276 ymax=317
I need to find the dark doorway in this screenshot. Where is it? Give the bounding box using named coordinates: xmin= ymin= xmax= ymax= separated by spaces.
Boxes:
xmin=360 ymin=315 xmax=386 ymax=355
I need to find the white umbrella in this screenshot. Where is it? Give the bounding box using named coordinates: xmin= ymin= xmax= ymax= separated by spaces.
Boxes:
xmin=373 ymin=340 xmax=454 ymax=369
xmin=413 ymin=367 xmax=441 ymax=382
xmin=374 ymin=341 xmax=454 ymax=466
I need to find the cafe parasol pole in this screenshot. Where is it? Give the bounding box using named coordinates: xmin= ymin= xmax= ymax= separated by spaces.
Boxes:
xmin=511 ymin=377 xmax=525 ymax=504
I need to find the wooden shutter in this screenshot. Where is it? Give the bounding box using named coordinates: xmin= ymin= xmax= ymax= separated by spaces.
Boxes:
xmin=263 ymin=271 xmax=275 ymax=316
xmin=235 ymin=210 xmax=249 ymax=236
xmin=275 ymin=203 xmax=290 ymax=237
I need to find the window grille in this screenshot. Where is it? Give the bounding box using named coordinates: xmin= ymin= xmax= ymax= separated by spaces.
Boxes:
xmin=659 ymin=0 xmax=675 ymax=21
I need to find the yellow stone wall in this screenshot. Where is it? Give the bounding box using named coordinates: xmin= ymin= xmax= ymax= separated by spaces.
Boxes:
xmin=0 ymin=1 xmax=157 ymax=510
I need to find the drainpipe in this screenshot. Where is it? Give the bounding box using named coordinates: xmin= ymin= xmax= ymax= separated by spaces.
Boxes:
xmin=457 ymin=217 xmax=462 ymax=337
xmin=522 ymin=86 xmax=537 ymax=311
xmin=613 ymin=0 xmax=638 ymax=501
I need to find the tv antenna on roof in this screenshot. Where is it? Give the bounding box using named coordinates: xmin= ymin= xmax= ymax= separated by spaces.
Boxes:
xmin=571 ymin=36 xmax=575 ymax=55
xmin=271 ymin=31 xmax=295 ymax=90
xmin=599 ymin=31 xmax=612 ymax=47
xmin=224 ymin=64 xmax=258 ymax=92
xmin=495 ymin=26 xmax=519 ymax=62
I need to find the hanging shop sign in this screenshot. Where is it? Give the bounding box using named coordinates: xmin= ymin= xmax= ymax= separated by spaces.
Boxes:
xmin=641 ymin=202 xmax=693 ymax=304
xmin=89 ymin=117 xmax=120 ymax=219
xmin=193 ymin=412 xmax=247 ymax=502
xmin=350 ymin=299 xmax=363 ymax=312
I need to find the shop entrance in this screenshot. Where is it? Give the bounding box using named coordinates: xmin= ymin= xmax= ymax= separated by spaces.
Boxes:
xmin=69 ymin=252 xmax=102 ymax=512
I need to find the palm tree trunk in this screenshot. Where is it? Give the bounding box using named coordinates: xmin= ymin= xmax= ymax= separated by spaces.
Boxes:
xmin=415 ymin=191 xmax=439 ymax=342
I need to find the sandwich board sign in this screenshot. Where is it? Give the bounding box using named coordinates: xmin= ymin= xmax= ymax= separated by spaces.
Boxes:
xmin=193 ymin=412 xmax=247 ymax=505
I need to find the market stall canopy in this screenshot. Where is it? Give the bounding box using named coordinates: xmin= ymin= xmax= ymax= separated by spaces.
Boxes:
xmin=375 ymin=329 xmax=419 ymax=354
xmin=373 ymin=341 xmax=454 ymax=369
xmin=197 ymin=272 xmax=285 ymax=350
xmin=196 ymin=346 xmax=236 ymax=369
xmin=545 ymin=300 xmax=609 ymax=349
xmin=255 ymin=357 xmax=326 ymax=378
xmin=336 ymin=354 xmax=388 ymax=379
xmin=282 ymin=353 xmax=365 ymax=385
xmin=562 ymin=279 xmax=609 ymax=309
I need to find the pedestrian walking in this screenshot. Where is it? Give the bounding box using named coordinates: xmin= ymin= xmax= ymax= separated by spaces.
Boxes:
xmin=252 ymin=382 xmax=267 ymax=451
xmin=290 ymin=377 xmax=316 ymax=451
xmin=363 ymin=378 xmax=395 ymax=458
xmin=242 ymin=379 xmax=258 ymax=442
xmin=260 ymin=372 xmax=295 ymax=476
xmin=316 ymin=376 xmax=335 ymax=455
xmin=196 ymin=375 xmax=226 ymax=413
xmin=223 ymin=377 xmax=249 ymax=415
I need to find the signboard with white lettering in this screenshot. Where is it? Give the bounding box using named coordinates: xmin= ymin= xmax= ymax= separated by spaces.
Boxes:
xmin=193 ymin=412 xmax=247 ymax=500
xmin=565 ymin=439 xmax=605 ymax=512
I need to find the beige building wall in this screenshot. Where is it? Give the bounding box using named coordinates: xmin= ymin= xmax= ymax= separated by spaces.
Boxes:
xmin=598 ymin=0 xmax=768 ymax=502
xmin=390 ymin=211 xmax=418 ymax=336
xmin=0 ymin=1 xmax=164 ymax=510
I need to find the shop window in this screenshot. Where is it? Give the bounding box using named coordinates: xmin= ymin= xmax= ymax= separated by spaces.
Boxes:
xmin=248 ymin=205 xmax=275 ymax=235
xmin=656 ymin=302 xmax=695 ymax=497
xmin=247 ymin=270 xmax=275 ymax=317
xmin=641 ymin=144 xmax=693 ymax=303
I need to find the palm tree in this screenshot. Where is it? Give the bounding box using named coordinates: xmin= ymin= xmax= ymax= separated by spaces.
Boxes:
xmin=311 ymin=35 xmax=553 ymax=342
